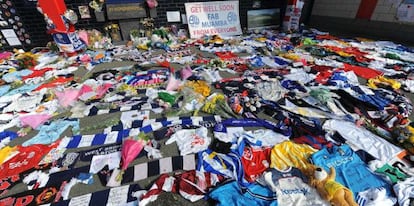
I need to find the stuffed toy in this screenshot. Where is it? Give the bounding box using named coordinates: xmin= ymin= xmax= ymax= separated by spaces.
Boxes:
xmin=311 ymin=167 xmax=358 ymax=206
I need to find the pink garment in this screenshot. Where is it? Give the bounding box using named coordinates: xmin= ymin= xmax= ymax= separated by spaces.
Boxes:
xmin=80 ymin=54 xmax=92 ymax=63
xmin=0 ymin=52 xmax=12 ymax=60
xmin=78 ymin=30 xmax=89 ymax=46
xmin=181 ymin=65 xmax=193 ymax=80
xmin=20 ymin=114 xmax=52 ymax=129
xmin=95 ymin=83 xmax=113 ymax=99
xmin=166 ymin=75 xmax=181 ymax=91
xmin=55 ymin=89 xmax=80 ymax=107
xmin=79 ymin=84 xmax=93 ymax=95
xmin=300 ymin=58 xmax=307 ymax=66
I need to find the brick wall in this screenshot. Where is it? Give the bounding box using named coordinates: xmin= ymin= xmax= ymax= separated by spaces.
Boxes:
xmin=10 ymin=1 xmax=52 ymax=49
xmin=13 ymin=0 xmax=108 ymax=49
xmin=11 ymin=0 xmax=287 ymax=49
xmin=0 ymin=1 xmax=37 ymax=50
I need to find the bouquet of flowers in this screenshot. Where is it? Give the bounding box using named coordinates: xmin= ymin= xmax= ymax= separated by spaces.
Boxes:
xmin=13 ymin=49 xmax=38 ymax=70
xmin=87 ymin=29 xmax=112 ymax=49
xmin=202 ymin=93 xmax=237 ymax=118
xmin=104 ymin=23 xmax=121 ymax=42
xmin=169 ymin=86 xmax=205 ymax=116
xmin=140 ymin=18 xmax=155 ymax=37
xmin=166 ymin=80 xmax=211 ymax=116
xmin=140 ymin=18 xmax=154 ymax=30
xmin=117 ymin=133 xmax=149 ymax=181
xmin=184 ymin=80 xmax=211 ymax=97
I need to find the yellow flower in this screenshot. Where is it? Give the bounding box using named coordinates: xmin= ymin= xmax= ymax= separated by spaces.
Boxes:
xmin=185 ymin=80 xmax=211 ymax=97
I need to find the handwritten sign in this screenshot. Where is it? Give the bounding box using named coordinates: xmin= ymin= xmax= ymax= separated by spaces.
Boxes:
xmin=68 ymin=194 xmax=92 ymax=206
xmin=185 ymin=1 xmax=242 ymax=38
xmin=107 ymin=185 xmax=129 ymax=205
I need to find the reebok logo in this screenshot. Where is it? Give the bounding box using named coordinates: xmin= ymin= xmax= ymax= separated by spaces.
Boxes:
xmin=281 ymin=188 xmax=309 ymax=196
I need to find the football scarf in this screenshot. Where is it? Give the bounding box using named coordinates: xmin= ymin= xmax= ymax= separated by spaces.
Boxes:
xmin=99 ymin=154 xmax=197 ymax=187
xmin=50 ymin=184 xmax=143 ymax=206
xmin=59 ymin=116 xmax=222 ymax=149
xmin=0 ymin=143 xmax=58 ymax=179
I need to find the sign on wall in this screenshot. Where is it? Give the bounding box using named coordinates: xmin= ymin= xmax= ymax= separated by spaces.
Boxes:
xmin=185 ymin=1 xmax=242 ymax=39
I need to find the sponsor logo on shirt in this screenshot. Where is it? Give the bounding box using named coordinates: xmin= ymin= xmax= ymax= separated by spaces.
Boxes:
xmin=326 ymin=156 xmax=354 ymax=168
xmin=191 ymin=134 xmax=205 ymax=146
xmin=8 ymin=159 xmax=29 ymax=169
xmin=281 ymin=188 xmax=309 ymax=196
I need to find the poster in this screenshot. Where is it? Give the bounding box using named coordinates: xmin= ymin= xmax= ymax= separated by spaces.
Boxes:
xmin=185 ymin=1 xmax=242 ymax=39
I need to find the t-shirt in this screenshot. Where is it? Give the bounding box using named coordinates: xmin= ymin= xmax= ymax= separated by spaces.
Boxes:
xmin=393 ymin=177 xmax=414 ymax=206
xmin=240 ymin=146 xmax=271 ymax=182
xmin=323 ymin=120 xmax=404 ymax=162
xmin=292 ymin=135 xmax=333 ymax=150
xmin=310 ymin=144 xmax=390 ymax=197
xmin=209 ymin=181 xmax=278 ymax=206
xmin=166 ymin=127 xmax=211 ymax=155
xmin=259 ymin=167 xmax=329 ymax=206
xmin=198 ymin=149 xmax=249 ymax=186
xmin=356 ymin=187 xmax=396 ymax=206
xmin=240 ymin=129 xmax=289 ymax=147
xmin=270 ymin=141 xmax=317 ymax=172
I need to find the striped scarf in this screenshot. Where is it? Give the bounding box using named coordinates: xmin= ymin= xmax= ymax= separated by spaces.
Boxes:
xmin=59 ymin=115 xmax=222 ymax=149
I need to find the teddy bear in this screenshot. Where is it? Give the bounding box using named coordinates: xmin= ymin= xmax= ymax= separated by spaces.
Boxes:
xmin=310 ymin=167 xmax=358 ymax=206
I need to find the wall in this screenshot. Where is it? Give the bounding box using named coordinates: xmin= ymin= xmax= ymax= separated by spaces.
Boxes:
xmin=371 ymin=0 xmax=404 ymax=22
xmin=12 ymin=0 xmax=108 ymax=50
xmin=309 ymin=0 xmax=414 ymax=45
xmin=311 ymin=0 xmax=361 ymax=19
xmin=10 ymin=0 xmax=286 ymax=50
xmin=153 ymin=0 xmax=286 ymax=30
xmin=0 ymin=1 xmax=38 ymax=50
